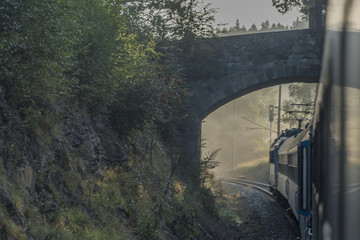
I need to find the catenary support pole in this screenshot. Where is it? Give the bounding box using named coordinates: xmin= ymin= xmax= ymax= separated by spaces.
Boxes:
xmin=277 ymin=85 xmax=281 ymax=137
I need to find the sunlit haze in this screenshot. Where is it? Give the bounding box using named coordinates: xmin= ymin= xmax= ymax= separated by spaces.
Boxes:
xmin=202 ymin=83 xmax=317 ymax=181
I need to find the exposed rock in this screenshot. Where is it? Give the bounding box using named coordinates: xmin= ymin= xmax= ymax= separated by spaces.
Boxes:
xmin=0 ymin=91 xmax=130 ymax=237
xmin=95 ymin=168 xmax=105 ymax=178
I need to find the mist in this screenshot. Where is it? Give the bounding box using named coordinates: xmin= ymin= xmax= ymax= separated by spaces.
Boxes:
xmin=201 ymin=83 xmax=317 ymax=181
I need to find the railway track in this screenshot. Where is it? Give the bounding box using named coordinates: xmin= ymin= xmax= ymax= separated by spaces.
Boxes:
xmin=218 ymin=176 xmax=273 ymax=197
xmin=219 ymin=176 xmax=301 ymax=236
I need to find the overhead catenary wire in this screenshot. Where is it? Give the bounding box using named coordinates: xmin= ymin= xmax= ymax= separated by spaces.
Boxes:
xmin=242 ymin=117 xmax=277 ymax=133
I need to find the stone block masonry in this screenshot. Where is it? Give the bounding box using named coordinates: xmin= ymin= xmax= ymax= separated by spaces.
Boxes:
xmin=179 ymin=29 xmax=323 ymax=161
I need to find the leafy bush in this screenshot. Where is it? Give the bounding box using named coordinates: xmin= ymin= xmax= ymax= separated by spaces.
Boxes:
xmin=1 ymin=0 xmax=81 ymax=102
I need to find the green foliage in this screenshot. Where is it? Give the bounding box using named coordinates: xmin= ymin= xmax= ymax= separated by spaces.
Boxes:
xmin=74 ymin=0 xmax=120 ymax=112
xmin=162 ymin=200 xmax=198 ymax=239
xmin=217 ymin=202 xmax=242 ymax=223
xmin=218 ymin=19 xmax=293 ymax=35
xmin=261 ymin=20 xmax=271 ymax=31
xmin=282 ymin=83 xmax=317 ymax=128
xmin=1 ymin=0 xmax=81 ymax=102
xmin=1 ymin=0 xmax=216 ymax=143
xmin=109 ymin=63 xmax=188 ymax=140
xmin=0 ymin=204 xmax=25 ymax=239
xmin=45 ymin=182 xmax=62 ymax=200
xmin=200 ymin=149 xmax=220 ymax=185
xmin=63 ymin=170 xmax=81 ymax=195
xmin=119 ymin=0 xmax=216 ymax=41
xmin=176 ymin=37 xmax=225 ymax=81
xmin=288 ymin=82 xmax=317 ymax=102
xmin=248 ymin=23 xmax=258 ymax=32
xmin=162 ymin=0 xmax=216 ymax=39
xmin=291 ymin=17 xmax=309 ymax=29
xmin=20 ymin=102 xmax=61 ymax=144
xmin=0 ymin=1 xmax=221 ymax=238
xmin=44 ymin=231 xmax=70 ymax=240
xmin=272 ymin=0 xmax=314 ymax=17
xmin=137 ymin=214 xmax=158 ymax=239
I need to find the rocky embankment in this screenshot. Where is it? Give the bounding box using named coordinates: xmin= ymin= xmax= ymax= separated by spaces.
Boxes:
xmin=0 ymin=90 xmax=134 ymax=239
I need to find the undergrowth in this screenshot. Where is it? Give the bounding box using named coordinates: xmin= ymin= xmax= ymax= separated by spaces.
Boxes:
xmin=0 ymin=125 xmax=216 ymax=240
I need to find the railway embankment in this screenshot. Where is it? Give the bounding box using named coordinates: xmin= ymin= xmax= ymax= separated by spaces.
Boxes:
xmin=0 ymin=91 xmax=243 ymax=239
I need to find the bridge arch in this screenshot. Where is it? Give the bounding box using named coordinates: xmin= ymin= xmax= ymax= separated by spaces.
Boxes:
xmin=197 ymin=76 xmax=319 ymax=120
xmin=179 ymin=29 xmax=322 ymax=160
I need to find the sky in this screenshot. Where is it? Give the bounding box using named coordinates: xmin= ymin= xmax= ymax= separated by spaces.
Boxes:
xmin=203 ymin=0 xmax=302 ymax=28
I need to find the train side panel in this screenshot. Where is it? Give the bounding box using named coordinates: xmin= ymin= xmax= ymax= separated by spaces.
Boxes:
xmin=287 ymin=145 xmax=299 ymax=220
xmin=312 ymin=1 xmax=360 ymax=239
xmin=277 ymin=147 xmax=288 ymax=199
xmin=269 ymin=137 xmax=287 ymax=191
xmin=277 ymin=172 xmax=288 ymax=199
xmin=298 ymin=138 xmax=311 ymax=239
xmin=269 ymin=162 xmax=276 ymax=188
xmin=288 ymin=179 xmax=299 ymax=220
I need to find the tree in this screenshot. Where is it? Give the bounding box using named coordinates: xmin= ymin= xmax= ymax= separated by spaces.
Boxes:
xmin=261 ymin=20 xmax=270 ymax=31
xmin=75 ymin=0 xmax=121 ymax=112
xmin=277 ymin=22 xmax=287 ymax=30
xmin=272 ymin=0 xmax=314 ymax=17
xmin=221 ymin=27 xmax=229 ymax=34
xmin=1 ymin=0 xmax=82 ymax=103
xmin=281 ymin=83 xmax=317 ymax=128
xmin=272 ymin=0 xmax=327 ymax=29
xmin=0 ymin=0 xmax=216 ymax=141
xmin=106 ymin=0 xmax=218 ymax=139
xmin=239 ymin=25 xmax=247 ymax=32
xmin=235 ymin=19 xmax=241 ymax=31
xmin=230 ymin=19 xmax=246 ymax=33
xmin=290 ymin=17 xmax=308 ymax=29
xmin=120 ymin=0 xmax=216 ymax=41
xmin=248 ymin=24 xmax=258 ymax=32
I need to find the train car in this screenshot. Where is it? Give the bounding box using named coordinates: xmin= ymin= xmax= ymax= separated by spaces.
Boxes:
xmin=269 ymin=126 xmax=311 ymax=239
xmin=269 ymin=136 xmax=286 ymax=190
xmin=276 ymin=127 xmax=311 ymax=218
xmin=268 ymin=1 xmax=359 ymax=239
xmin=269 ymin=129 xmax=303 ymax=191
xmin=311 ymin=0 xmax=360 ymax=239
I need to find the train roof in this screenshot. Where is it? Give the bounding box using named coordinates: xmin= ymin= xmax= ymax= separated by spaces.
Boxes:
xmin=270 ymin=137 xmax=287 ymax=151
xmin=270 ymin=128 xmax=303 ymax=150
xmin=278 ymin=126 xmax=311 ymax=153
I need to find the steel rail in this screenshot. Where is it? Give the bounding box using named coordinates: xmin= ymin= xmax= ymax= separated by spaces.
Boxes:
xmin=218 ymin=176 xmax=273 ymax=197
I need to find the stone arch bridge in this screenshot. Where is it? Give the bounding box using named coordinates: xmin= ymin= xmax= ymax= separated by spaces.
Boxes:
xmin=178 ymin=29 xmax=323 ymax=160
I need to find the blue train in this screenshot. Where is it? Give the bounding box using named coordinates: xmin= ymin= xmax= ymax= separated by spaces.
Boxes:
xmin=269 ymin=126 xmax=312 ymax=239
xmin=269 ymin=0 xmax=360 ymax=239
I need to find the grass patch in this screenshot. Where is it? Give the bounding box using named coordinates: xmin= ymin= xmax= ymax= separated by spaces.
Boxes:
xmin=215 ymin=193 xmax=242 ymax=223
xmin=63 ymin=170 xmax=81 ymax=195
xmin=45 ymin=182 xmax=62 ymax=200
xmin=0 ymin=204 xmax=25 ymax=239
